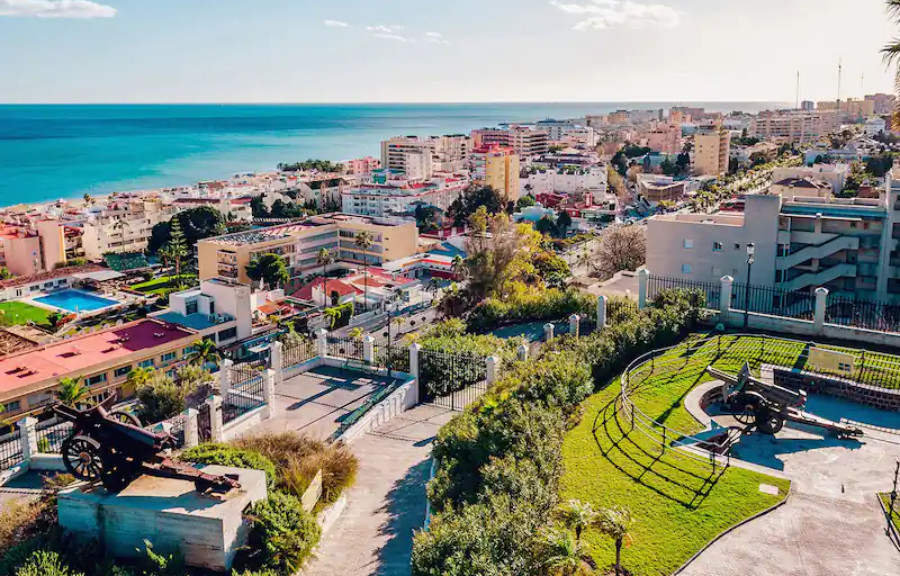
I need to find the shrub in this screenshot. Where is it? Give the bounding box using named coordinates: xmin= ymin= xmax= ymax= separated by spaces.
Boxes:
xmin=245 ymin=492 xmax=320 ymax=574
xmin=136 ymin=365 xmax=213 ymax=424
xmin=234 ymin=432 xmax=358 ymax=504
xmin=179 ymin=444 xmax=277 ymax=487
xmin=467 ymin=286 xmax=595 ymax=333
xmin=0 ymin=500 xmax=50 ymax=558
xmin=14 ymin=551 xmax=83 ymax=576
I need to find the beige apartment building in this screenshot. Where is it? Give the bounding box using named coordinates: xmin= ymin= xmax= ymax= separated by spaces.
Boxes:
xmin=751 ymin=110 xmax=840 ymax=144
xmin=471 ymin=145 xmax=521 ymax=202
xmin=197 ymin=213 xmax=419 ymax=286
xmin=471 ymin=126 xmax=549 ymax=157
xmin=693 ymin=126 xmax=731 ymax=176
xmin=380 ymin=135 xmax=472 ymax=175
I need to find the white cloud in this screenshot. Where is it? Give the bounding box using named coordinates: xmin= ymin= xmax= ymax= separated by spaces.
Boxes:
xmin=0 ymin=0 xmax=116 ymax=18
xmin=426 ymin=32 xmax=442 ymax=38
xmin=366 ymin=24 xmax=397 ymax=34
xmin=373 ymin=33 xmax=412 ymax=43
xmin=324 ymin=19 xmax=349 ymax=28
xmin=550 ymin=0 xmax=679 ymax=30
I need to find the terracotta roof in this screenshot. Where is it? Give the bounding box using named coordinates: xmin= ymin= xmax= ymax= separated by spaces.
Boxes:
xmin=291 ymin=277 xmax=362 ymax=300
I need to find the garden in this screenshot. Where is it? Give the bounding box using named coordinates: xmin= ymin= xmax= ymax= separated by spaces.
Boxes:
xmin=129 ymin=274 xmax=199 ymax=298
xmin=411 ymin=290 xmax=795 ymax=576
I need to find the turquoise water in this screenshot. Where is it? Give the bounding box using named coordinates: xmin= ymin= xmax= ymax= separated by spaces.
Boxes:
xmin=34 ymin=289 xmax=118 ymax=312
xmin=0 ymin=103 xmax=783 ymax=203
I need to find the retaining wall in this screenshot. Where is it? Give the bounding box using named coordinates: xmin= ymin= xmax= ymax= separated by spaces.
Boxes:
xmin=771 ymin=366 xmax=900 ymax=412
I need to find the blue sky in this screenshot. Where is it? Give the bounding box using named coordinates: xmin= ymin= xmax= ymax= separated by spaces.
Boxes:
xmin=0 ymin=0 xmax=896 ymax=103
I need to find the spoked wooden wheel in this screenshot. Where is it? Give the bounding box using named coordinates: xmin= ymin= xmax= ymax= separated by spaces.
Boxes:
xmin=61 ymin=435 xmax=103 ymax=481
xmin=108 ymin=410 xmax=141 ymax=427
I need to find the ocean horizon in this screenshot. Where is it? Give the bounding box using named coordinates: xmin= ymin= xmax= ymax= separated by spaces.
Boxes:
xmin=0 ymin=102 xmax=787 ymax=205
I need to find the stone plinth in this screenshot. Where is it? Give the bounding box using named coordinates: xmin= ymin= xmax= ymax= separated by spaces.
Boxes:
xmin=57 ymin=465 xmax=267 ymax=572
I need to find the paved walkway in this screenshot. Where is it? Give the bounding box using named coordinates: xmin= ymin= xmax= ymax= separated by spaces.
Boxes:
xmin=303 ymin=404 xmax=454 ymax=576
xmin=681 ymin=408 xmax=900 ymax=576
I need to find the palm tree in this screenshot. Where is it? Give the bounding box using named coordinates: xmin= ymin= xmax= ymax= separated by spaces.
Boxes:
xmin=126 ymin=366 xmax=154 ymax=391
xmin=354 ymin=231 xmax=375 ymax=309
xmin=324 ymin=307 xmax=342 ymax=329
xmin=539 ymin=526 xmax=591 ymax=576
xmin=348 ymin=327 xmax=364 ymax=341
xmin=55 ymin=377 xmax=90 ymax=407
xmin=316 ymin=248 xmax=334 ymax=307
xmin=598 ymin=506 xmax=634 ymax=576
xmin=451 ymin=255 xmax=466 ymax=280
xmin=391 ymin=316 xmax=405 ymax=344
xmin=557 ymin=499 xmax=600 ymax=543
xmin=188 ymin=338 xmax=220 ymax=366
xmin=883 ymin=0 xmax=900 ymax=127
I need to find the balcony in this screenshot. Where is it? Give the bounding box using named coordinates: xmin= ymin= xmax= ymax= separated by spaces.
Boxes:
xmin=776 ymin=235 xmax=859 ymax=271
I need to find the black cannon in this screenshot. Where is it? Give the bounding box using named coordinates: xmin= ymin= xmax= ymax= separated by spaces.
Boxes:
xmin=52 ymin=397 xmax=241 ymax=494
xmin=707 ymin=363 xmax=862 ymax=437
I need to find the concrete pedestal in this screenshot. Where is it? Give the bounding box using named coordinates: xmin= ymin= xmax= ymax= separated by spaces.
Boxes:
xmin=57 ymin=465 xmax=267 ymax=572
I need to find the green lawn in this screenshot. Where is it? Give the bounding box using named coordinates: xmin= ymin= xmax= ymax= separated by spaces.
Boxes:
xmin=879 ymin=493 xmax=900 ymax=533
xmin=560 ymin=379 xmax=790 ymax=576
xmin=0 ymin=301 xmax=53 ymax=326
xmin=130 ymin=274 xmax=198 ymax=297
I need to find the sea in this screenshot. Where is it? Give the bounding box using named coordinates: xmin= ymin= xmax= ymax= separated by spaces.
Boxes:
xmin=0 ymin=102 xmax=785 ymax=204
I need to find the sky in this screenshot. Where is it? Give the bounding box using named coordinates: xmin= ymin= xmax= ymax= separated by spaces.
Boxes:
xmin=0 ymin=0 xmax=897 ymax=103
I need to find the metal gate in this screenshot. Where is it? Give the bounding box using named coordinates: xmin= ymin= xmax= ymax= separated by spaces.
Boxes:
xmin=418 ymin=349 xmax=489 ymax=411
xmin=197 ymin=402 xmax=212 ymax=443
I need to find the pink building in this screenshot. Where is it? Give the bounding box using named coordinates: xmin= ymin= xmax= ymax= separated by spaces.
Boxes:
xmin=644 ymin=124 xmax=683 ymax=155
xmin=342 ymin=156 xmax=381 ymax=175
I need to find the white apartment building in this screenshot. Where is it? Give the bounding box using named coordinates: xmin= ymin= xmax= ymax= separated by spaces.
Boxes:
xmin=535 ymin=120 xmax=597 ymax=148
xmin=865 ymin=117 xmax=887 ymax=136
xmin=521 ymin=166 xmax=608 ymax=203
xmin=751 ymin=110 xmax=840 ymax=144
xmin=647 ymin=170 xmax=900 ymax=302
xmin=79 ymin=198 xmax=181 ymax=260
xmin=472 ymin=126 xmax=550 ymax=157
xmin=771 ymin=164 xmax=849 ymax=194
xmin=380 ymin=135 xmax=472 ymax=175
xmin=341 ymin=171 xmax=468 ymax=218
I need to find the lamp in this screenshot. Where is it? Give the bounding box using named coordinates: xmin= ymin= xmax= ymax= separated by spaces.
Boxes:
xmin=743 ymin=242 xmax=756 ymax=330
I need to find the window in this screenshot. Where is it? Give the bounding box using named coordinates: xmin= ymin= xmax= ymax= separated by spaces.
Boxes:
xmin=3 ymin=400 xmax=20 ymax=413
xmin=711 ymin=266 xmax=722 ymax=277
xmin=186 ymin=300 xmax=199 ymax=315
xmin=683 ymin=239 xmax=694 ymax=249
xmin=218 ymin=327 xmax=238 ymax=342
xmin=681 ymin=264 xmax=693 ymax=274
xmin=713 ymin=242 xmax=723 ymax=252
xmin=86 ymin=373 xmax=107 ymax=386
xmin=734 ymin=243 xmax=741 ymax=251
xmin=183 ymin=346 xmax=197 ymax=357
xmin=139 ymin=359 xmax=154 ymax=369
xmin=114 ymin=366 xmax=131 ymax=378
xmin=161 ymin=352 xmax=177 ymax=363
xmin=838 ymin=362 xmax=852 ymax=372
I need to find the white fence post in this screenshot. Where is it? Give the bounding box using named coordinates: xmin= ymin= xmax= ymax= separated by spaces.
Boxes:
xmin=182 ymin=408 xmax=199 ymax=449
xmin=720 ymin=276 xmax=734 ymax=325
xmin=409 ymin=343 xmax=421 ymax=405
xmin=18 ymin=417 xmax=38 ymax=464
xmin=597 ymin=295 xmax=607 ymax=331
xmin=208 ymin=396 xmax=224 ymax=442
xmin=569 ymin=314 xmax=580 ymax=337
xmin=517 ymin=344 xmax=529 ymax=362
xmin=219 ymin=358 xmax=233 ymax=397
xmin=271 ymin=341 xmax=284 ymax=386
xmin=262 ymin=368 xmax=277 ymax=420
xmin=486 ymin=355 xmax=501 ymax=385
xmin=638 ymin=269 xmax=650 ymax=310
xmin=316 ymin=329 xmax=328 ymax=357
xmin=362 ymin=335 xmax=375 ymax=363
xmin=544 ymin=323 xmax=555 ymax=341
xmin=814 ymin=287 xmax=829 ymax=334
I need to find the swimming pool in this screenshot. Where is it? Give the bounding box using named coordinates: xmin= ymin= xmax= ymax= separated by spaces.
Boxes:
xmin=33 ymin=289 xmax=119 ymax=313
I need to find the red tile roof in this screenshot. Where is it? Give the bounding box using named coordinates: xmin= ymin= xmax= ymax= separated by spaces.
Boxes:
xmin=291 ymin=277 xmax=362 ymax=300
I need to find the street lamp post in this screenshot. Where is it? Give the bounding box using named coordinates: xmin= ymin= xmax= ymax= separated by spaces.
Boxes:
xmin=743 ymin=243 xmax=755 ymax=330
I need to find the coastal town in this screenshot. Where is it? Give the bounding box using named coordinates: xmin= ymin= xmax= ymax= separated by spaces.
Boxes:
xmin=5 ymin=2 xmax=900 ymax=576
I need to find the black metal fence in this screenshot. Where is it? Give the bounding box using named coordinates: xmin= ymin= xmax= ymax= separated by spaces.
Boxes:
xmin=282 ymin=338 xmax=317 ymax=368
xmin=223 ymin=375 xmax=266 ymax=424
xmin=419 ymin=349 xmax=489 ymax=411
xmin=730 ymin=283 xmax=815 ymax=319
xmin=198 ymin=402 xmax=212 ymax=443
xmin=326 ymin=337 xmax=364 ymax=361
xmin=0 ymin=430 xmax=23 ymax=471
xmin=580 ymin=315 xmax=599 ymax=336
xmin=826 ymin=296 xmax=900 ymax=334
xmin=374 ymin=342 xmax=411 ymax=374
xmin=607 ymin=298 xmax=640 ymax=325
xmin=648 ymin=275 xmax=722 ymax=310
xmin=231 ymin=358 xmax=268 ymax=387
xmin=36 ymin=421 xmax=74 ymax=454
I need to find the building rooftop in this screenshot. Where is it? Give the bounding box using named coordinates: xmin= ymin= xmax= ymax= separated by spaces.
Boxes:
xmin=0 ymin=319 xmax=195 ymax=395
xmin=0 ymin=265 xmax=106 ymax=290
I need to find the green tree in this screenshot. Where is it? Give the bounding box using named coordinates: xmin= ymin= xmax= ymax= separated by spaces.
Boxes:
xmin=324 ymin=307 xmax=342 ymax=330
xmin=557 ymin=499 xmax=599 ymax=543
xmin=448 ymin=186 xmax=504 ymax=227
xmin=535 ymin=216 xmax=556 ymax=236
xmin=164 ymin=216 xmax=189 ymax=277
xmin=316 ymin=248 xmax=334 ymax=305
xmin=55 ymin=377 xmax=89 ymax=407
xmin=348 ymin=327 xmax=364 ymax=340
xmin=598 ymin=506 xmax=634 ymax=576
xmin=556 ymin=211 xmax=572 ymax=237
xmin=188 ymin=338 xmax=219 ymax=366
xmin=0 ymin=267 xmax=12 ymax=280
xmin=148 ymin=206 xmax=226 ymax=254
xmin=538 ymin=526 xmax=591 ymax=576
xmin=251 ymin=195 xmax=270 ymax=218
xmin=246 ymin=253 xmax=289 ymax=289
xmin=354 ymin=231 xmax=375 ymax=308
xmin=515 ymin=195 xmax=537 ymax=211
xmin=126 ymin=366 xmax=155 ymax=390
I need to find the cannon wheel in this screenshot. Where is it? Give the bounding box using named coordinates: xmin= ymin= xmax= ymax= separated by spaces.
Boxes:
xmin=62 ymin=435 xmax=103 ymax=481
xmin=731 ymin=392 xmax=765 ymax=426
xmin=755 ymin=409 xmax=785 ymax=435
xmin=108 ymin=410 xmax=141 ymax=427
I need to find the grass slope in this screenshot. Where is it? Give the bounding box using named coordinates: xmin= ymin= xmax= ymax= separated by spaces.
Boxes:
xmin=879 ymin=493 xmax=900 ymax=533
xmin=0 ymin=301 xmax=52 ymax=327
xmin=560 ymin=378 xmax=790 ymax=576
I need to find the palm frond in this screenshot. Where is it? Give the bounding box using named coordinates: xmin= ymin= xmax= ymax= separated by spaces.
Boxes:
xmin=882 ymin=38 xmax=900 ymax=65
xmin=888 ymin=0 xmax=900 ymax=20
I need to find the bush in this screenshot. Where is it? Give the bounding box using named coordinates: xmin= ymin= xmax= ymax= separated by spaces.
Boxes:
xmin=179 ymin=444 xmax=277 ymax=488
xmin=467 ymin=287 xmax=594 ymax=332
xmin=245 ymin=492 xmax=320 ymax=574
xmin=136 ymin=366 xmax=213 ymax=424
xmin=234 ymin=432 xmax=358 ymax=504
xmin=15 ymin=551 xmax=83 ymax=576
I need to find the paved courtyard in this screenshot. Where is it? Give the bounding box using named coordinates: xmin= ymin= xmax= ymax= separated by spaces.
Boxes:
xmin=252 ymin=365 xmax=400 ymax=441
xmin=303 ymin=404 xmax=455 ymax=576
xmin=681 ymin=396 xmax=900 ymax=576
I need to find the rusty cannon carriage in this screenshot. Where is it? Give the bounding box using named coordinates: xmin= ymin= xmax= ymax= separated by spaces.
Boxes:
xmin=706 ymin=362 xmax=863 ymax=438
xmin=51 ymin=398 xmax=240 ymax=494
